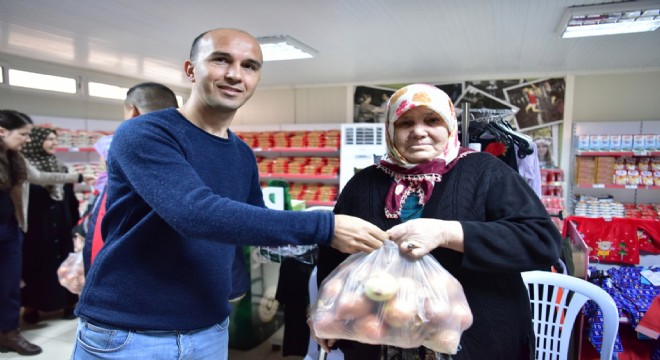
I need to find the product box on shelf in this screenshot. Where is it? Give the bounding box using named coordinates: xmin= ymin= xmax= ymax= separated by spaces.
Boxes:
xmin=578 ymin=135 xmax=590 ymax=151
xmin=609 ymin=135 xmax=622 ymax=151
xmin=633 ymin=135 xmax=646 ymax=152
xmin=596 ymin=157 xmax=616 ymax=184
xmin=621 ymin=135 xmax=634 ymax=151
xmin=643 ymin=135 xmax=656 ymax=151
xmin=576 ymin=157 xmax=596 ymax=184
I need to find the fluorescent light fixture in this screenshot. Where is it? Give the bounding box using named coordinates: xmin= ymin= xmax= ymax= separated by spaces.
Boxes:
xmin=89 ymin=82 xmax=129 ymax=100
xmin=559 ymin=0 xmax=660 ymax=38
xmin=257 ymin=35 xmax=317 ymax=61
xmin=8 ymin=69 xmax=77 ymax=93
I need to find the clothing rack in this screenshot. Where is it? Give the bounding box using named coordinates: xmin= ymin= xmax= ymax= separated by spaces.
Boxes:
xmin=459 ymin=103 xmax=516 ymax=147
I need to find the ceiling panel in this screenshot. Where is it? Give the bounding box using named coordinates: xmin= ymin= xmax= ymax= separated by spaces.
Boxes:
xmin=0 ymin=0 xmax=659 ymax=90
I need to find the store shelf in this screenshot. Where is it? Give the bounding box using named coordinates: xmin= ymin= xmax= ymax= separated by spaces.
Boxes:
xmin=576 ymin=184 xmax=660 ymax=190
xmin=576 ymin=150 xmax=660 ymax=157
xmin=570 ymin=121 xmax=660 ymax=215
xmin=56 ymin=147 xmax=96 ymax=152
xmin=254 ymin=147 xmax=339 ymax=155
xmin=259 ymin=173 xmax=338 ymax=183
xmin=305 ymin=200 xmax=336 ymax=207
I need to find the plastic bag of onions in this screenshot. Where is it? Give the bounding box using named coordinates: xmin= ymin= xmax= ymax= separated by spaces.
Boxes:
xmin=57 ymin=252 xmax=86 ymax=294
xmin=310 ymin=240 xmax=472 ymax=355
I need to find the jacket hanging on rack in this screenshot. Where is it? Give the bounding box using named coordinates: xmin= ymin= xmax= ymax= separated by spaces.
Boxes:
xmin=460 ymin=110 xmax=542 ymax=197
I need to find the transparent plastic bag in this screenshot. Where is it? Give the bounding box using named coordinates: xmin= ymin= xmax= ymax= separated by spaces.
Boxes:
xmin=310 ymin=240 xmax=473 ymax=355
xmin=57 ymin=252 xmax=85 ymax=295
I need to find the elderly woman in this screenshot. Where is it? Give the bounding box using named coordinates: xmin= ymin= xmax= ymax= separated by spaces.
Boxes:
xmin=314 ymin=84 xmax=561 ymax=359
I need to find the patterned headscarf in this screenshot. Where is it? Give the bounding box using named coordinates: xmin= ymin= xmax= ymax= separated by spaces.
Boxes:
xmin=93 ymin=134 xmax=113 ymax=193
xmin=377 ymin=84 xmax=473 ymax=218
xmin=22 ymin=126 xmax=67 ymax=200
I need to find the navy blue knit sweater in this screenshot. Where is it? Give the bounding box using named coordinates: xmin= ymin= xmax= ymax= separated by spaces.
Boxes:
xmin=76 ymin=108 xmax=334 ymax=330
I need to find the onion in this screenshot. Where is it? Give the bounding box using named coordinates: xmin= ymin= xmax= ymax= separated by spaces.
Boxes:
xmin=313 ymin=312 xmax=346 ymax=339
xmin=335 ymin=291 xmax=374 ymax=321
xmin=423 ymin=328 xmax=462 ymax=355
xmin=382 ymin=296 xmax=419 ymax=328
xmin=363 ymin=272 xmax=399 ymax=301
xmin=353 ymin=314 xmax=386 ymax=343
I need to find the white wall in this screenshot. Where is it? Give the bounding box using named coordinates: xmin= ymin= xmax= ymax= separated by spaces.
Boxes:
xmin=2 ymin=49 xmax=659 ymax=131
xmin=572 ymin=71 xmax=660 ymax=123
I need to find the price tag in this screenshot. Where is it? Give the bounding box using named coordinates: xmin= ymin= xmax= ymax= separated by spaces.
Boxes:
xmin=625 ymin=185 xmax=638 ymax=189
xmin=69 ymin=147 xmax=80 ymax=152
xmin=592 ymin=184 xmax=605 ymax=188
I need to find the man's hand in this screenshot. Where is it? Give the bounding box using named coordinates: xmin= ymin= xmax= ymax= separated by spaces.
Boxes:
xmin=387 ymin=218 xmax=464 ymax=258
xmin=331 ymin=215 xmax=387 ymax=254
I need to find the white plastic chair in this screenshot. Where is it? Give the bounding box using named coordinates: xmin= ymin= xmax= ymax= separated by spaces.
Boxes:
xmin=521 ymin=271 xmax=619 ymax=360
xmin=303 ymin=205 xmax=343 ymax=360
xmin=304 ymin=267 xmax=344 ymax=360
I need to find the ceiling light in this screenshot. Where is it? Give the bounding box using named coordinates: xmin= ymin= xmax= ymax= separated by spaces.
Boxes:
xmin=88 ymin=82 xmax=129 ymax=100
xmin=257 ymin=35 xmax=317 ymax=61
xmin=558 ymin=0 xmax=660 ymax=38
xmin=8 ymin=69 xmax=77 ymax=93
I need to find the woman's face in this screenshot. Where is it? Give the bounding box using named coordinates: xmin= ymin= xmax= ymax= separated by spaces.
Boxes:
xmin=393 ymin=106 xmax=449 ymax=164
xmin=42 ymin=131 xmax=59 ymax=155
xmin=1 ymin=124 xmax=32 ymax=151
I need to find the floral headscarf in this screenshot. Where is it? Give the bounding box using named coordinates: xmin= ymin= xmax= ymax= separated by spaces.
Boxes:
xmin=22 ymin=126 xmax=67 ymax=200
xmin=377 ymin=84 xmax=473 ymax=218
xmin=93 ymin=134 xmax=113 ymax=193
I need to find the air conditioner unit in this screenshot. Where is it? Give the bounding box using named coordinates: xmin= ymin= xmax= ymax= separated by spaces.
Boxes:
xmin=339 ymin=123 xmax=386 ymax=191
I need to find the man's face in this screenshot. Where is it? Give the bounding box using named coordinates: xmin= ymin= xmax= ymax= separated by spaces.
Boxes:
xmin=187 ymin=29 xmax=263 ymax=112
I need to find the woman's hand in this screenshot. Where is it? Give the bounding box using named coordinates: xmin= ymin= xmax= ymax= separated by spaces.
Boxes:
xmin=81 ymin=173 xmax=97 ymax=185
xmin=331 ymin=215 xmax=387 ymax=254
xmin=387 ymin=218 xmax=464 ymax=258
xmin=307 ymin=317 xmax=337 ymax=353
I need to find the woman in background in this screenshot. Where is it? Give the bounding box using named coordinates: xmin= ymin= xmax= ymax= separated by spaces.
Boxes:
xmin=313 ymin=84 xmax=561 ymax=359
xmin=0 ymin=110 xmax=42 ymax=356
xmin=21 ymin=126 xmax=81 ymax=324
xmin=535 ymin=138 xmax=555 ymax=169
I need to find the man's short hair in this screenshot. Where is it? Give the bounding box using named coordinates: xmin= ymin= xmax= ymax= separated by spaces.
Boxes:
xmin=189 ymin=28 xmax=257 ymax=63
xmin=125 ymin=82 xmax=178 ymax=113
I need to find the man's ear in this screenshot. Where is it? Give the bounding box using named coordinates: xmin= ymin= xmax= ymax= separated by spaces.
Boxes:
xmin=0 ymin=127 xmax=7 ymax=138
xmin=184 ymin=60 xmax=195 ymax=82
xmin=130 ymin=106 xmax=141 ymax=118
xmin=123 ymin=105 xmax=140 ymax=120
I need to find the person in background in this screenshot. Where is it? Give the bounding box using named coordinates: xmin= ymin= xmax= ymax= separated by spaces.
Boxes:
xmin=20 ymin=126 xmax=82 ymax=324
xmin=71 ymin=28 xmax=386 ymax=360
xmin=81 ymin=82 xmax=179 ymax=274
xmin=312 ymin=84 xmax=561 ymax=359
xmin=0 ymin=110 xmax=91 ymax=356
xmin=535 ymin=137 xmax=555 ymax=169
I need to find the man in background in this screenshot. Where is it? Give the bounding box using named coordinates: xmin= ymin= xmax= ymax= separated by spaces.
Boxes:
xmin=80 ymin=82 xmax=179 ymax=273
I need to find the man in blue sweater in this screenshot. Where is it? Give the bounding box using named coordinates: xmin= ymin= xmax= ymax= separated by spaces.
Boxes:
xmin=71 ymin=28 xmax=387 ymax=359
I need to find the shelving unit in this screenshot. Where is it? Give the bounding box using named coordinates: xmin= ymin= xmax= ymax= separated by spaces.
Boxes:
xmin=234 ymin=124 xmax=342 ymax=207
xmin=28 ymin=118 xmax=345 ymax=209
xmin=569 ymin=120 xmax=660 ymax=214
xmin=569 ymin=120 xmax=660 ymax=268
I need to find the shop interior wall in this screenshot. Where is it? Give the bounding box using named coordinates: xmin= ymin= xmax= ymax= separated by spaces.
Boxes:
xmin=572 ymin=71 xmax=660 ymax=123
xmin=1 ymin=52 xmax=659 ymax=131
